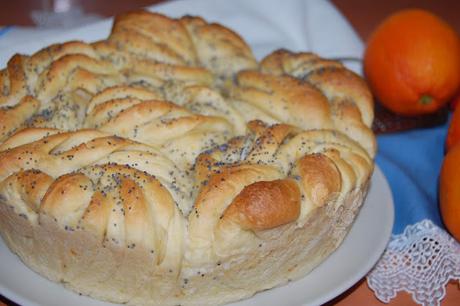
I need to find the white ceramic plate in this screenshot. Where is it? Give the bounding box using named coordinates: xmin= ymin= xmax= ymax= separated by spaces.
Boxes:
xmin=0 ymin=166 xmax=394 ymax=306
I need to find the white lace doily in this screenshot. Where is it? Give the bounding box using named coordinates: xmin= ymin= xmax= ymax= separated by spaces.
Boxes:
xmin=367 ymin=219 xmax=460 ymax=306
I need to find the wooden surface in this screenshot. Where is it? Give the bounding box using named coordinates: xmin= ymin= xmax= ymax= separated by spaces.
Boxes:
xmin=1 ymin=0 xmax=460 ymax=305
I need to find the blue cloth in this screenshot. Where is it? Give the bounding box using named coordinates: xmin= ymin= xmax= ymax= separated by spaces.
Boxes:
xmin=0 ymin=26 xmax=13 ymax=38
xmin=376 ymin=121 xmax=449 ymax=234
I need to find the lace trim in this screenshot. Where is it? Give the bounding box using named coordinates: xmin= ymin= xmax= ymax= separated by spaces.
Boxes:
xmin=367 ymin=220 xmax=460 ymax=306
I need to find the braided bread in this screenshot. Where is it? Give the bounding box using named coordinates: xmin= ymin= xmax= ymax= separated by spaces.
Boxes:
xmin=0 ymin=11 xmax=375 ymax=306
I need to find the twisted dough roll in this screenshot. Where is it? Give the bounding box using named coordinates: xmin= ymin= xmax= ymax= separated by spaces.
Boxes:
xmin=0 ymin=11 xmax=375 ymax=306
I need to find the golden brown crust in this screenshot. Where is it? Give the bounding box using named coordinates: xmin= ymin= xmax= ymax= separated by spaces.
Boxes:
xmin=41 ymin=173 xmax=94 ymax=228
xmin=112 ymin=11 xmax=198 ymax=65
xmin=0 ymin=55 xmax=29 ymax=106
xmin=296 ymin=154 xmax=341 ymax=208
xmin=79 ymin=190 xmax=112 ymax=239
xmin=258 ymin=49 xmax=376 ymax=157
xmin=223 ymin=179 xmax=301 ymax=231
xmin=233 ymin=71 xmax=333 ymax=131
xmin=0 ymin=96 xmax=40 ymax=142
xmin=180 ymin=16 xmax=257 ymax=78
xmin=0 ymin=169 xmax=53 ymax=214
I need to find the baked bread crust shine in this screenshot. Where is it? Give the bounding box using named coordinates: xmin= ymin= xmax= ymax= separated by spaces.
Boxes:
xmin=0 ymin=11 xmax=375 ymax=306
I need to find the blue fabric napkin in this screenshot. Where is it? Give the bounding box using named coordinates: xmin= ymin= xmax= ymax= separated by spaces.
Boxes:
xmin=376 ymin=121 xmax=449 ymax=234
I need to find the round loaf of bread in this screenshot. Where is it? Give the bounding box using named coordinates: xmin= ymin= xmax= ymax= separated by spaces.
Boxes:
xmin=0 ymin=11 xmax=375 ymax=306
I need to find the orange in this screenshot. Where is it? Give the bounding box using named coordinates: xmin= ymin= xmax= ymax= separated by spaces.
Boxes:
xmin=440 ymin=142 xmax=460 ymax=241
xmin=364 ymin=9 xmax=460 ymax=116
xmin=446 ymin=105 xmax=460 ymax=151
xmin=450 ymin=90 xmax=460 ymax=110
